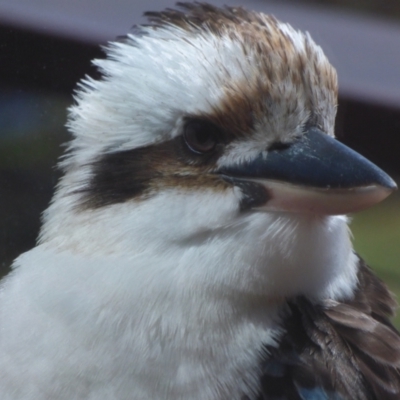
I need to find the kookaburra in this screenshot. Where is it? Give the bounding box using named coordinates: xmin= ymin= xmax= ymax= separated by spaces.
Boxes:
xmin=0 ymin=3 xmax=399 ymax=399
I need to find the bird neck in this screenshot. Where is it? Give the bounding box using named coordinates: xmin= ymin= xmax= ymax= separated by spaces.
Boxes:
xmin=39 ymin=188 xmax=359 ymax=304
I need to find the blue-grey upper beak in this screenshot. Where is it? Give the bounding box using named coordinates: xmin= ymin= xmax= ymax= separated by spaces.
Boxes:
xmin=217 ymin=128 xmax=397 ymax=215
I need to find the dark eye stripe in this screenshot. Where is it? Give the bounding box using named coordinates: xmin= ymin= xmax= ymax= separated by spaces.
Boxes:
xmin=76 ymin=133 xmax=229 ymax=209
xmin=78 ymin=146 xmax=158 ymax=208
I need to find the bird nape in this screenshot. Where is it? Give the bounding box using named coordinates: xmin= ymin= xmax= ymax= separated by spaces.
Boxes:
xmin=0 ymin=3 xmax=399 ymax=400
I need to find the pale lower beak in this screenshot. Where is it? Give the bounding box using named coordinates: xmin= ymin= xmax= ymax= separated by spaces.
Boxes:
xmin=217 ymin=128 xmax=397 ymax=215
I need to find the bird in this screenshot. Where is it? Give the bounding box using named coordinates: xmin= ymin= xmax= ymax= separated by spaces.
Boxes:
xmin=0 ymin=2 xmax=399 ymax=399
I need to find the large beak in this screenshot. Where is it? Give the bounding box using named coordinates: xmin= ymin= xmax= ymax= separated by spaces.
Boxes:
xmin=217 ymin=128 xmax=397 ymax=215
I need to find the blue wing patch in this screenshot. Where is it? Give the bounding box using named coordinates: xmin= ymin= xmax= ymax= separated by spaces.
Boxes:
xmin=296 ymin=385 xmax=343 ymax=400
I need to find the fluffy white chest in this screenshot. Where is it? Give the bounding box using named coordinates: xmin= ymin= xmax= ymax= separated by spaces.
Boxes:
xmin=0 ymin=246 xmax=281 ymax=400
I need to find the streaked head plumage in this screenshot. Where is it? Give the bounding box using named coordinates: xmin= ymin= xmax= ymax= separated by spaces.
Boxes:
xmin=55 ymin=3 xmax=338 ymax=206
xmin=39 ymin=2 xmax=356 ymax=303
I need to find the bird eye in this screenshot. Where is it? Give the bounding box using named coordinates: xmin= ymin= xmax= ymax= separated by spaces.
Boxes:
xmin=183 ymin=120 xmax=220 ymax=154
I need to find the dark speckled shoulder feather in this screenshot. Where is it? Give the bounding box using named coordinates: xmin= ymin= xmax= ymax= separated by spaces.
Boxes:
xmin=256 ymin=258 xmax=400 ymax=400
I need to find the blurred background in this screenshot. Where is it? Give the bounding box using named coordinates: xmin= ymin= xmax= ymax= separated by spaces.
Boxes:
xmin=0 ymin=0 xmax=399 ymax=324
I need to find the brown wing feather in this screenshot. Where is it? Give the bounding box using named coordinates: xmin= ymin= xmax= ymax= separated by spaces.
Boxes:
xmin=324 ymin=260 xmax=400 ymax=398
xmin=256 ymin=257 xmax=400 ymax=400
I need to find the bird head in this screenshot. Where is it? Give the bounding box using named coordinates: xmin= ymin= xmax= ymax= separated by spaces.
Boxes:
xmin=39 ymin=3 xmax=396 ymax=302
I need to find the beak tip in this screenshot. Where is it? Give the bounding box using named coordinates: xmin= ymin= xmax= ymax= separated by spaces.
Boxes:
xmin=377 ymin=172 xmax=397 ymax=192
xmin=388 ymin=179 xmax=398 ymax=192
